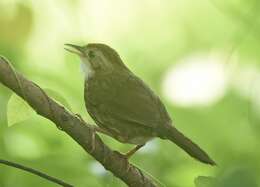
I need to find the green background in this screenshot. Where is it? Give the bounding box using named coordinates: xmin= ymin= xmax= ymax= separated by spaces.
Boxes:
xmin=0 ymin=0 xmax=260 ymax=187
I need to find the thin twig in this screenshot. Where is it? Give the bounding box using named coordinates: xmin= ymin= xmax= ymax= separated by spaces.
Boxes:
xmin=0 ymin=159 xmax=73 ymax=187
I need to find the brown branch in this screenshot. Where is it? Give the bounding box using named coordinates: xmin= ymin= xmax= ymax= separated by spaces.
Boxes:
xmin=0 ymin=56 xmax=157 ymax=187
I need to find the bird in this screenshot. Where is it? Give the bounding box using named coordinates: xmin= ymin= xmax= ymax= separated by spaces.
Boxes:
xmin=65 ymin=43 xmax=216 ymax=165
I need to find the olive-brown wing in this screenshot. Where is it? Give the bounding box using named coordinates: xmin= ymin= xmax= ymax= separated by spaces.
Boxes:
xmin=96 ymin=73 xmax=171 ymax=132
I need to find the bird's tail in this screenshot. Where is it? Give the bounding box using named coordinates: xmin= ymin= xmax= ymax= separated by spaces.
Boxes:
xmin=159 ymin=125 xmax=216 ymax=165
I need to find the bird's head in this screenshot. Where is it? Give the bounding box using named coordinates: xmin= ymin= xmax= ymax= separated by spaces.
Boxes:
xmin=65 ymin=43 xmax=125 ymax=78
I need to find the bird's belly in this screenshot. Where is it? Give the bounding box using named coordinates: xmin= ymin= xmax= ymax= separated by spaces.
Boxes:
xmin=107 ymin=129 xmax=154 ymax=145
xmin=126 ymin=136 xmax=153 ymax=145
xmin=86 ymin=102 xmax=155 ymax=144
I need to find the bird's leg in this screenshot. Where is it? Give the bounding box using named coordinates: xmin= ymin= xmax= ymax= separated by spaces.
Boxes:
xmin=124 ymin=144 xmax=145 ymax=158
xmin=89 ymin=126 xmax=114 ymax=153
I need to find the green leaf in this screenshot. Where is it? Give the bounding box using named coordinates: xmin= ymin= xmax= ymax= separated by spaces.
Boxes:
xmin=7 ymin=94 xmax=35 ymax=127
xmin=6 ymin=89 xmax=70 ymax=127
xmin=195 ymin=176 xmax=216 ymax=187
xmin=43 ymin=88 xmax=71 ymax=110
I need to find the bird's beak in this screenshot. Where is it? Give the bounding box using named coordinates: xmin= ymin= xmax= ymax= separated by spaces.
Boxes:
xmin=64 ymin=44 xmax=84 ymax=56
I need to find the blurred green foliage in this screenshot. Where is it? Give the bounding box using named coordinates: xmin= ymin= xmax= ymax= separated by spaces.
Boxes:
xmin=1 ymin=0 xmax=260 ymax=187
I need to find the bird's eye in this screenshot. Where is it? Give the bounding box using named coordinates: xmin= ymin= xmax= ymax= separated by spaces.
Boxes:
xmin=88 ymin=51 xmax=95 ymax=58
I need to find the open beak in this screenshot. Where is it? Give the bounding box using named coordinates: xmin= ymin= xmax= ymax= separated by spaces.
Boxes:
xmin=64 ymin=44 xmax=84 ymax=56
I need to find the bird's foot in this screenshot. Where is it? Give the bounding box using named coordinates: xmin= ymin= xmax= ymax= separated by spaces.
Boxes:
xmin=112 ymin=150 xmax=131 ymax=173
xmin=90 ymin=126 xmax=97 ymax=153
xmin=121 ymin=144 xmax=145 ymax=173
xmin=74 ymin=114 xmax=96 ymax=153
xmin=75 ymin=113 xmax=85 ymax=123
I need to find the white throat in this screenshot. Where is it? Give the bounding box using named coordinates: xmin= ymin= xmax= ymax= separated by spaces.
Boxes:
xmin=80 ymin=58 xmax=94 ymax=80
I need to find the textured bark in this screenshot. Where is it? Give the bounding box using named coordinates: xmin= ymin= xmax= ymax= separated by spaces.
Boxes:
xmin=0 ymin=56 xmax=157 ymax=187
